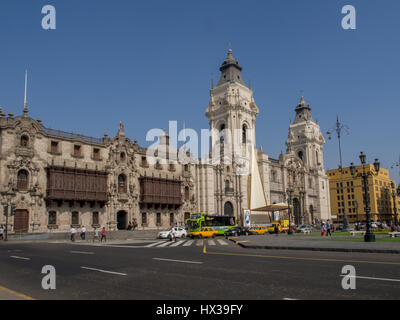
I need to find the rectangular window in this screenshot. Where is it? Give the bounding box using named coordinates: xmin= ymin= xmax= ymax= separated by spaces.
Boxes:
xmin=48 ymin=211 xmax=57 ymax=225
xmin=93 ymin=148 xmax=100 ymax=160
xmin=71 ymin=212 xmax=79 ymax=225
xmin=92 ymin=212 xmax=99 ymax=225
xmin=170 ymin=213 xmax=174 ymax=226
xmin=156 ymin=213 xmax=161 ymax=225
xmin=74 ymin=145 xmax=81 ymax=157
xmin=51 ymin=141 xmax=59 ymax=154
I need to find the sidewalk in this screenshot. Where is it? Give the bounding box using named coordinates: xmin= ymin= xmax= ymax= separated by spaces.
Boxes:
xmin=231 ymin=234 xmax=400 ymax=254
xmin=5 ymin=230 xmax=160 ymax=243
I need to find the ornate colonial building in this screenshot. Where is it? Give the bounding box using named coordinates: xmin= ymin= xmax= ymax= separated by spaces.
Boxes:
xmin=0 ymin=49 xmax=330 ymax=233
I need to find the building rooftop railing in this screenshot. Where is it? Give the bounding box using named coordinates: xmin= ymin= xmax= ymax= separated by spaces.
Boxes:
xmin=42 ymin=126 xmax=105 ymax=145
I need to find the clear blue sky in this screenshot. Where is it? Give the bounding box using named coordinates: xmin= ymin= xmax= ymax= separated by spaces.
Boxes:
xmin=1 ymin=0 xmax=399 ymax=181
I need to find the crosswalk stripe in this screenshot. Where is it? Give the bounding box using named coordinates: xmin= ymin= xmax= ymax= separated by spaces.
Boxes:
xmin=183 ymin=240 xmax=194 ymax=247
xmin=217 ymin=239 xmax=228 ymax=245
xmin=145 ymin=241 xmax=165 ymax=247
xmin=157 ymin=241 xmax=173 ymax=247
xmin=196 ymin=240 xmax=204 ymax=246
xmin=169 ymin=241 xmax=184 ymax=247
xmin=208 ymin=240 xmax=216 ymax=246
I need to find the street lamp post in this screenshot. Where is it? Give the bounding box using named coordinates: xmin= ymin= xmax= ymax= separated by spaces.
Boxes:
xmin=327 ymin=116 xmax=350 ymax=232
xmin=286 ymin=187 xmax=294 ymax=235
xmin=350 ymin=152 xmax=380 ymax=242
xmin=390 ymin=181 xmax=399 ymax=226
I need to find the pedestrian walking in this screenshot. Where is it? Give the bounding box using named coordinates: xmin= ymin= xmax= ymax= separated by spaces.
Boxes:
xmin=80 ymin=226 xmax=86 ymax=240
xmin=70 ymin=227 xmax=77 ymax=242
xmin=100 ymin=227 xmax=106 ymax=242
xmin=274 ymin=224 xmax=279 ymax=236
xmin=326 ymin=220 xmax=332 ymax=236
xmin=321 ymin=222 xmax=325 ymax=236
xmin=0 ymin=225 xmax=4 ymax=240
xmin=93 ymin=228 xmax=100 ymax=242
xmin=170 ymin=227 xmax=176 ymax=242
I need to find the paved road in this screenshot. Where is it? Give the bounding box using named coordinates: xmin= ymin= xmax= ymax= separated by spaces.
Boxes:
xmin=0 ymin=239 xmax=399 ymax=300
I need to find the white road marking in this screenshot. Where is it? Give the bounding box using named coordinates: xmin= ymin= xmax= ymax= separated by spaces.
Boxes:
xmin=217 ymin=239 xmax=228 ymax=245
xmin=183 ymin=240 xmax=194 ymax=246
xmin=208 ymin=240 xmax=216 ymax=246
xmin=10 ymin=256 xmax=30 ymax=260
xmin=70 ymin=251 xmax=94 ymax=255
xmin=196 ymin=240 xmax=203 ymax=246
xmin=156 ymin=241 xmax=173 ymax=247
xmin=145 ymin=241 xmax=165 ymax=247
xmin=152 ymin=258 xmax=203 ymax=264
xmin=340 ymin=275 xmax=400 ymax=283
xmin=169 ymin=241 xmax=184 ymax=247
xmin=81 ymin=266 xmax=127 ymax=276
xmin=283 ymin=298 xmax=299 ymax=300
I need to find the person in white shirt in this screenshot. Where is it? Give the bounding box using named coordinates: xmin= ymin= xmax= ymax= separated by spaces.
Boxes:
xmin=70 ymin=227 xmax=77 ymax=242
xmin=81 ymin=226 xmax=87 ymax=240
xmin=169 ymin=227 xmax=176 ymax=242
xmin=0 ymin=226 xmax=4 ymax=240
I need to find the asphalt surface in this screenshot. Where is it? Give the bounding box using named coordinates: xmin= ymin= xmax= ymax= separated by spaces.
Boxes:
xmin=0 ymin=238 xmax=399 ymax=300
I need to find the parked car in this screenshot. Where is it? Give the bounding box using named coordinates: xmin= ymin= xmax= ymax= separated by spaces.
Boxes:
xmin=296 ymin=225 xmax=313 ymax=233
xmin=248 ymin=226 xmax=269 ymax=235
xmin=224 ymin=226 xmax=249 ymax=237
xmin=189 ymin=227 xmax=218 ymax=239
xmin=157 ymin=227 xmax=187 ymax=239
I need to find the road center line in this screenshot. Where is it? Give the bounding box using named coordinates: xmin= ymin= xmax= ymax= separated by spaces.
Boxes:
xmin=340 ymin=275 xmax=400 ymax=283
xmin=80 ymin=266 xmax=127 ymax=276
xmin=152 ymin=258 xmax=203 ymax=264
xmin=70 ymin=251 xmax=95 ymax=255
xmin=204 ymin=251 xmax=400 ymax=266
xmin=10 ymin=256 xmax=30 ymax=260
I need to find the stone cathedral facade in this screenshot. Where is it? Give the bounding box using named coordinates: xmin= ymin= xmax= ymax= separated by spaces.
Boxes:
xmin=0 ymin=49 xmax=330 ymax=234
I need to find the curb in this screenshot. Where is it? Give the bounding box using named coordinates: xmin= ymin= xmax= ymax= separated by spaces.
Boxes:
xmin=229 ymin=238 xmax=400 ymax=254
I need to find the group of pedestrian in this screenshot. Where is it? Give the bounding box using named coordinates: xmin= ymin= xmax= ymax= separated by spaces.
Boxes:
xmin=127 ymin=219 xmax=138 ymax=231
xmin=321 ymin=220 xmax=334 ymax=236
xmin=70 ymin=226 xmax=107 ymax=242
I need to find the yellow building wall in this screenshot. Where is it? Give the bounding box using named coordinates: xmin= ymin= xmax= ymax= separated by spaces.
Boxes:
xmin=327 ymin=165 xmax=398 ymax=224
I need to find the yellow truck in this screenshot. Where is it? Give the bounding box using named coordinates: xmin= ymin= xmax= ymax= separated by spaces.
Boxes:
xmin=268 ymin=220 xmax=290 ymax=234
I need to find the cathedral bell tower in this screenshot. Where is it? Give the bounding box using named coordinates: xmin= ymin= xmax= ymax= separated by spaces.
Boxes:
xmin=205 ymin=48 xmax=259 ymax=165
xmin=286 ymin=96 xmax=326 ymax=172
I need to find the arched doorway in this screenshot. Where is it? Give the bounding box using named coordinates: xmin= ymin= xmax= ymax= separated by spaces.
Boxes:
xmin=224 ymin=201 xmax=234 ymax=216
xmin=293 ymin=198 xmax=301 ymax=225
xmin=117 ymin=211 xmax=127 ymax=230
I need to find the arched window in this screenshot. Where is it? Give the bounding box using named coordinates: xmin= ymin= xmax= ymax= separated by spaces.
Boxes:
xmin=242 ymin=125 xmax=247 ymax=144
xmin=224 ymin=201 xmax=234 ymax=216
xmin=225 ymin=180 xmax=230 ymax=191
xmin=219 ymin=124 xmax=225 ymax=143
xmin=20 ymin=135 xmax=29 ymax=147
xmin=120 ymin=152 xmax=126 ymax=161
xmin=118 ymin=174 xmax=127 ymax=193
xmin=17 ymin=169 xmax=29 ymax=190
xmin=298 ymin=151 xmax=304 ymax=161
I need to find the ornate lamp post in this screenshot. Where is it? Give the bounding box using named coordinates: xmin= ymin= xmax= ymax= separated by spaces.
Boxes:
xmin=299 ymin=187 xmax=306 ymax=225
xmin=390 ymin=181 xmax=399 ymax=226
xmin=349 ymin=152 xmax=380 ymax=242
xmin=286 ymin=187 xmax=294 ymax=235
xmin=327 ymin=116 xmax=350 ymax=232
